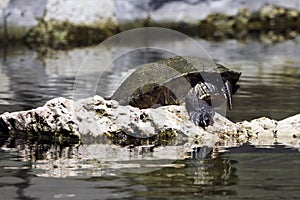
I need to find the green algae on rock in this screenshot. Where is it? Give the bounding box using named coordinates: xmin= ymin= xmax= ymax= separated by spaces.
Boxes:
xmin=199 ymin=5 xmax=300 ymax=42
xmin=2 ymin=1 xmax=300 ymax=47
xmin=25 ymin=19 xmax=118 ymax=49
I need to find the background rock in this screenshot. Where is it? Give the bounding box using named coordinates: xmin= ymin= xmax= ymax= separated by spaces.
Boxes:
xmin=44 ymin=0 xmax=116 ymax=25
xmin=0 ymin=0 xmax=46 ymax=40
xmin=116 ymin=0 xmax=300 ymax=25
xmin=1 ymin=0 xmax=300 ymax=46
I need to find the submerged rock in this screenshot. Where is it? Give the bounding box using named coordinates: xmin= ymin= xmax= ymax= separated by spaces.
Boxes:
xmin=0 ymin=96 xmax=299 ymax=149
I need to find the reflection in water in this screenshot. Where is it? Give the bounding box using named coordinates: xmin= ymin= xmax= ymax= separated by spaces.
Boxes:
xmin=0 ymin=137 xmax=239 ymax=199
xmin=125 ymin=158 xmax=237 ymax=199
xmin=0 ymin=45 xmax=77 ymax=113
xmin=1 ymin=138 xmax=299 ymax=200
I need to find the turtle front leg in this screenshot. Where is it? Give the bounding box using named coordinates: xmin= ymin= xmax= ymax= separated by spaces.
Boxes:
xmin=185 ymin=86 xmax=215 ymax=129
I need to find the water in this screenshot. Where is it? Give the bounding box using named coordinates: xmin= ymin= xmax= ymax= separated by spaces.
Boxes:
xmin=0 ymin=37 xmax=300 ymax=199
xmin=0 ymin=144 xmax=299 ymax=200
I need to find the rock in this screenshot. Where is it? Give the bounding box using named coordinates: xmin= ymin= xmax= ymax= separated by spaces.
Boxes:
xmin=117 ymin=0 xmax=300 ymax=25
xmin=114 ymin=0 xmax=149 ymax=29
xmin=25 ymin=0 xmax=118 ymax=49
xmin=237 ymin=117 xmax=278 ymax=146
xmin=0 ymin=0 xmax=46 ymax=40
xmin=2 ymin=1 xmax=300 ymax=46
xmin=44 ymin=0 xmax=116 ymax=25
xmin=0 ymin=97 xmax=81 ymax=144
xmin=0 ymin=0 xmax=9 ymax=17
xmin=0 ymin=95 xmax=214 ymax=146
xmin=236 ymin=116 xmax=300 ymax=149
xmin=0 ymin=95 xmax=299 ymax=149
xmin=75 ymin=96 xmax=217 ymax=146
xmin=0 ymin=0 xmax=117 ymax=47
xmin=278 ymin=114 xmax=300 ymax=148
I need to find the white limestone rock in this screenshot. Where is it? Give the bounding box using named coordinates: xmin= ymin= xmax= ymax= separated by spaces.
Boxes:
xmin=0 ymin=95 xmax=299 ymax=149
xmin=44 ymin=0 xmax=117 ymax=25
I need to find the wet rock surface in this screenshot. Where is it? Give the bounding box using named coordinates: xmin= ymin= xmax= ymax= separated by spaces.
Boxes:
xmin=0 ymin=96 xmax=299 ymax=149
xmin=0 ymin=97 xmax=80 ymax=145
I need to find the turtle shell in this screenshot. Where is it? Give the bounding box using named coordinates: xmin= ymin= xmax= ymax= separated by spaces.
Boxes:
xmin=111 ymin=56 xmax=240 ymax=109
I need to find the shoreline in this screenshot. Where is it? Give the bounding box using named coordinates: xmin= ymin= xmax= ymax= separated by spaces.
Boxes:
xmin=1 ymin=1 xmax=300 ymax=49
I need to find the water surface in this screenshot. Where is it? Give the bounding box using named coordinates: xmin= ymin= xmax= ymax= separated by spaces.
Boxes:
xmin=0 ymin=37 xmax=300 ymax=199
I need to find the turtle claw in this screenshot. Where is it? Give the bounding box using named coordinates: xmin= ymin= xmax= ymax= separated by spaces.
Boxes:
xmin=185 ymin=88 xmax=215 ymax=128
xmin=189 ymin=107 xmax=215 ymax=129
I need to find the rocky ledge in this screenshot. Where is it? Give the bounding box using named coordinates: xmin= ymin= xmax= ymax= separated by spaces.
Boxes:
xmin=2 ymin=1 xmax=300 ymax=48
xmin=0 ymin=96 xmax=299 ymax=149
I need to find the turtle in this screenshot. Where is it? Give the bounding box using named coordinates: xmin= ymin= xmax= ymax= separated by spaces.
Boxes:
xmin=111 ymin=56 xmax=241 ymax=128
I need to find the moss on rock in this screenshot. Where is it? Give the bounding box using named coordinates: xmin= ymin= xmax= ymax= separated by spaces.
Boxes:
xmin=106 ymin=128 xmax=178 ymax=147
xmin=198 ymin=5 xmax=300 ymax=42
xmin=25 ymin=19 xmax=118 ymax=49
xmin=18 ymin=4 xmax=300 ymax=49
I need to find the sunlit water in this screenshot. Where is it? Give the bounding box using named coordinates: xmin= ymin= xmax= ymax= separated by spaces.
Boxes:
xmin=0 ymin=37 xmax=300 ymax=199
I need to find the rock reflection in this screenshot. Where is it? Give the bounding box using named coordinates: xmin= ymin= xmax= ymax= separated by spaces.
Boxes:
xmin=1 ymin=135 xmax=239 ymax=193
xmin=1 ymin=138 xmax=299 ymax=200
xmin=125 ymin=148 xmax=238 ymax=198
xmin=188 ymin=146 xmax=238 ymax=187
